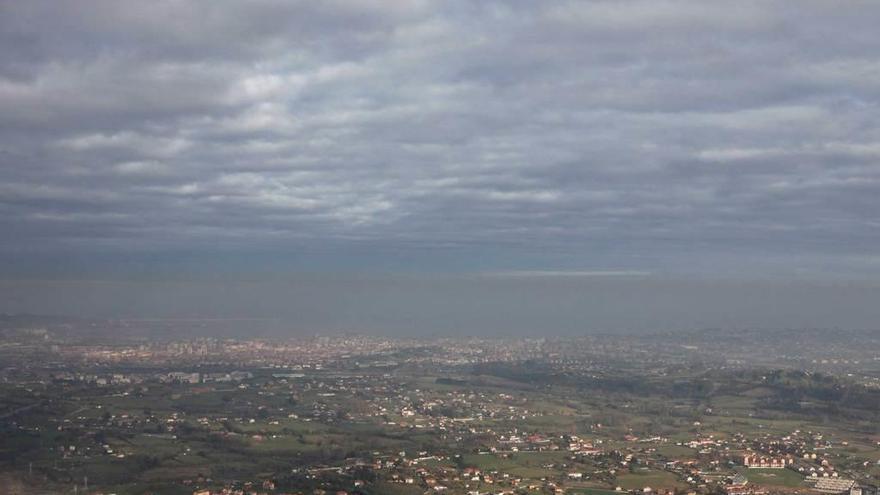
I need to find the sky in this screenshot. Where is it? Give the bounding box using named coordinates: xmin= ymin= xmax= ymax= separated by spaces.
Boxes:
xmin=2 ymin=1 xmax=880 ymax=333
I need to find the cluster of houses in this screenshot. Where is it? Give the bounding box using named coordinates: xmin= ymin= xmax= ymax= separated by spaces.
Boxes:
xmin=177 ymin=419 xmax=880 ymax=495
xmin=743 ymin=454 xmax=795 ymax=469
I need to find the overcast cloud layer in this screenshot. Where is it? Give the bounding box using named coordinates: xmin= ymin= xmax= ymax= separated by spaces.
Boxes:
xmin=2 ymin=1 xmax=880 ymax=282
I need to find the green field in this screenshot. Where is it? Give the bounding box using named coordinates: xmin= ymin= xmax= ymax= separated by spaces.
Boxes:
xmin=567 ymin=488 xmax=621 ymax=495
xmin=616 ymin=470 xmax=686 ymax=490
xmin=460 ymin=452 xmax=570 ymax=479
xmin=738 ymin=468 xmax=804 ymax=487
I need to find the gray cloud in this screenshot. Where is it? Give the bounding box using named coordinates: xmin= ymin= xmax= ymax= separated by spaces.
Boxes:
xmin=2 ymin=0 xmax=880 ymax=279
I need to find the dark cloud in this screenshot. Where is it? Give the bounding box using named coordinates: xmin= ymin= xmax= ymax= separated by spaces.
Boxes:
xmin=2 ymin=0 xmax=880 ymax=280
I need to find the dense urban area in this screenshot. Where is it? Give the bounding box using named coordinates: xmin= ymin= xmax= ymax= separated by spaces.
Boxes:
xmin=3 ymin=315 xmax=880 ymax=495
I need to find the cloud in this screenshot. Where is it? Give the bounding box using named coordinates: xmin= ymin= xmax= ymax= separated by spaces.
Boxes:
xmin=1 ymin=1 xmax=880 ymax=278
